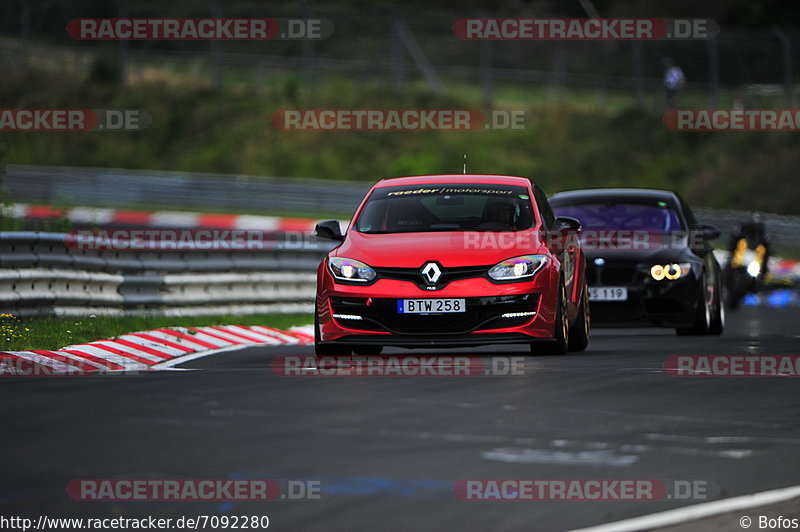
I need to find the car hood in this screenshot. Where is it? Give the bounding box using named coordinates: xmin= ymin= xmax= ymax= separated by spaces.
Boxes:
xmin=582 ymin=247 xmax=696 ymax=265
xmin=578 ymin=231 xmax=697 ymax=262
xmin=333 ymin=230 xmax=547 ymax=268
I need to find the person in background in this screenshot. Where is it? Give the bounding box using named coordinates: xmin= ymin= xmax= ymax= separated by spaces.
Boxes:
xmin=728 ymin=212 xmax=771 ymax=276
xmin=663 ymin=57 xmax=686 ymax=108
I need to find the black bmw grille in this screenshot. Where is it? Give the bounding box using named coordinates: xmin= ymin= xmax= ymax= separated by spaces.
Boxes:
xmin=330 ymin=294 xmax=539 ymax=335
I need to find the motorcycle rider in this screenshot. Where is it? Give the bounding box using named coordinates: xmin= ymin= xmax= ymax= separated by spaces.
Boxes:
xmin=728 ymin=212 xmax=770 ymax=276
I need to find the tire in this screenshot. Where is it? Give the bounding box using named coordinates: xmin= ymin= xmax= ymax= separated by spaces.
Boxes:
xmin=314 ymin=312 xmax=351 ymax=356
xmin=568 ymin=283 xmax=590 ymax=351
xmin=533 ymin=281 xmax=569 ymax=355
xmin=724 ymin=270 xmax=746 ymax=310
xmin=708 ymin=281 xmax=725 ymax=335
xmin=726 ymin=290 xmax=741 ymax=310
xmin=352 ymin=345 xmax=383 ymax=356
xmin=676 ymin=279 xmax=711 ymax=336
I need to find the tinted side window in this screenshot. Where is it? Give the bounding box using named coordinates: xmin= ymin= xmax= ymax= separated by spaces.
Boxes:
xmin=534 ymin=186 xmax=555 ymax=229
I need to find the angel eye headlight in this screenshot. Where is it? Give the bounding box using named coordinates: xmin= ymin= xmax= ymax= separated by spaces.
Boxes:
xmin=488 ymin=255 xmax=547 ymax=281
xmin=664 ymin=263 xmax=682 ymax=280
xmin=328 ymin=257 xmax=376 ymax=283
xmin=650 ymin=263 xmax=691 ymax=280
xmin=650 ymin=264 xmax=666 ymax=280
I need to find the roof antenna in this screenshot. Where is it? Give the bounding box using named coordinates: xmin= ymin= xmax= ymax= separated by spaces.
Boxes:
xmin=463 ymin=153 xmax=467 ymax=174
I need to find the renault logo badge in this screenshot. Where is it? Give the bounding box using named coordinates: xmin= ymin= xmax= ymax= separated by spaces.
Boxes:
xmin=421 ymin=262 xmax=442 ymax=286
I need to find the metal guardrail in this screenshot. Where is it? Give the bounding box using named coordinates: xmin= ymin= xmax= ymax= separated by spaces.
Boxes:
xmin=2 ymin=221 xmax=799 ymax=317
xmin=2 ymin=164 xmax=371 ymax=215
xmin=0 ymin=232 xmax=332 ymax=272
xmin=694 ymin=208 xmax=800 ymax=248
xmin=5 ymin=165 xmax=800 ymax=247
xmin=0 ymin=232 xmax=331 ymax=317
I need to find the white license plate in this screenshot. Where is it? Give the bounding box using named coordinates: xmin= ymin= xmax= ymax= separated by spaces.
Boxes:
xmin=589 ymin=287 xmax=628 ymax=301
xmin=398 ymin=298 xmax=466 ymax=314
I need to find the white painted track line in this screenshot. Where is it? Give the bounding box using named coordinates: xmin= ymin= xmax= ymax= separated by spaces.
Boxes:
xmin=570 ymin=484 xmax=800 ymax=532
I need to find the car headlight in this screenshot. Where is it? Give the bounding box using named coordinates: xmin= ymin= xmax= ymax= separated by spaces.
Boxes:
xmin=747 ymin=260 xmax=761 ymax=278
xmin=328 ymin=257 xmax=376 ymax=283
xmin=488 ymin=255 xmax=547 ymax=281
xmin=650 ymin=263 xmax=691 ymax=281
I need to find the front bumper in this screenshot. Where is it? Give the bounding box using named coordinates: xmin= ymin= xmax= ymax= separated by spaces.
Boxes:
xmin=317 ymin=275 xmax=557 ymax=346
xmin=589 ymin=274 xmax=701 ymax=327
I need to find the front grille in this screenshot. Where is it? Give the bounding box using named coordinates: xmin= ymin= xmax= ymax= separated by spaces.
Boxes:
xmin=587 ymin=264 xmax=638 ymax=285
xmin=330 ymin=294 xmax=539 ymax=335
xmin=373 ymin=264 xmax=490 ymax=290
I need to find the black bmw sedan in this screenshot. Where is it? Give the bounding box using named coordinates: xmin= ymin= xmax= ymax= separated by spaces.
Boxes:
xmin=550 ymin=188 xmax=724 ymax=335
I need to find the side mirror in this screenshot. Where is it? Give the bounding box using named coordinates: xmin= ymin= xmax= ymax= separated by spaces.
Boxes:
xmin=553 ymin=216 xmax=582 ymax=232
xmin=315 ymin=220 xmax=344 ymax=242
xmin=546 ymin=216 xmax=581 ymax=252
xmin=692 ymin=224 xmax=720 ymax=240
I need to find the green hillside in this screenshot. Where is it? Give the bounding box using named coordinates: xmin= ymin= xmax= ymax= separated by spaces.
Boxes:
xmin=2 ymin=70 xmax=799 ymax=214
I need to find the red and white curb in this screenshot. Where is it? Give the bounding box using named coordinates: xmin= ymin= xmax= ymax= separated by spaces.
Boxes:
xmin=772 ymin=258 xmax=800 ymax=279
xmin=12 ymin=203 xmax=348 ymax=232
xmin=0 ymin=324 xmax=314 ymax=376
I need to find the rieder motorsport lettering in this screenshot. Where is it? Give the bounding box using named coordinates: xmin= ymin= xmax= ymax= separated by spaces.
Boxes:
xmin=385 ymin=188 xmax=514 ymax=196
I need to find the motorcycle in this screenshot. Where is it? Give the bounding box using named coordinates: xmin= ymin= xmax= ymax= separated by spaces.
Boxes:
xmin=724 ymin=237 xmax=767 ymax=309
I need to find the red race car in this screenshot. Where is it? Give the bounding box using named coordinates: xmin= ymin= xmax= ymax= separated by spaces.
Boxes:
xmin=313 ymin=175 xmax=589 ymax=356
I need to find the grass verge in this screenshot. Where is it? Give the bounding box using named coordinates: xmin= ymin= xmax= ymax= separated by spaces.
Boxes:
xmin=2 ymin=70 xmax=800 ymax=216
xmin=0 ymin=313 xmax=313 ymax=352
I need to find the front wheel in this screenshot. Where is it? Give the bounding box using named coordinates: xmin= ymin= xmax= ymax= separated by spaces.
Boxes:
xmin=676 ymin=279 xmax=711 ymax=336
xmin=568 ymin=283 xmax=590 ymax=351
xmin=533 ymin=281 xmax=569 ymax=355
xmin=724 ymin=269 xmax=747 ymax=310
xmin=708 ymin=282 xmax=725 ymax=335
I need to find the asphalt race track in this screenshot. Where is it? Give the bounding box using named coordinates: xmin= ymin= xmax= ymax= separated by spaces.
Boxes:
xmin=3 ymin=307 xmax=800 ymax=531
